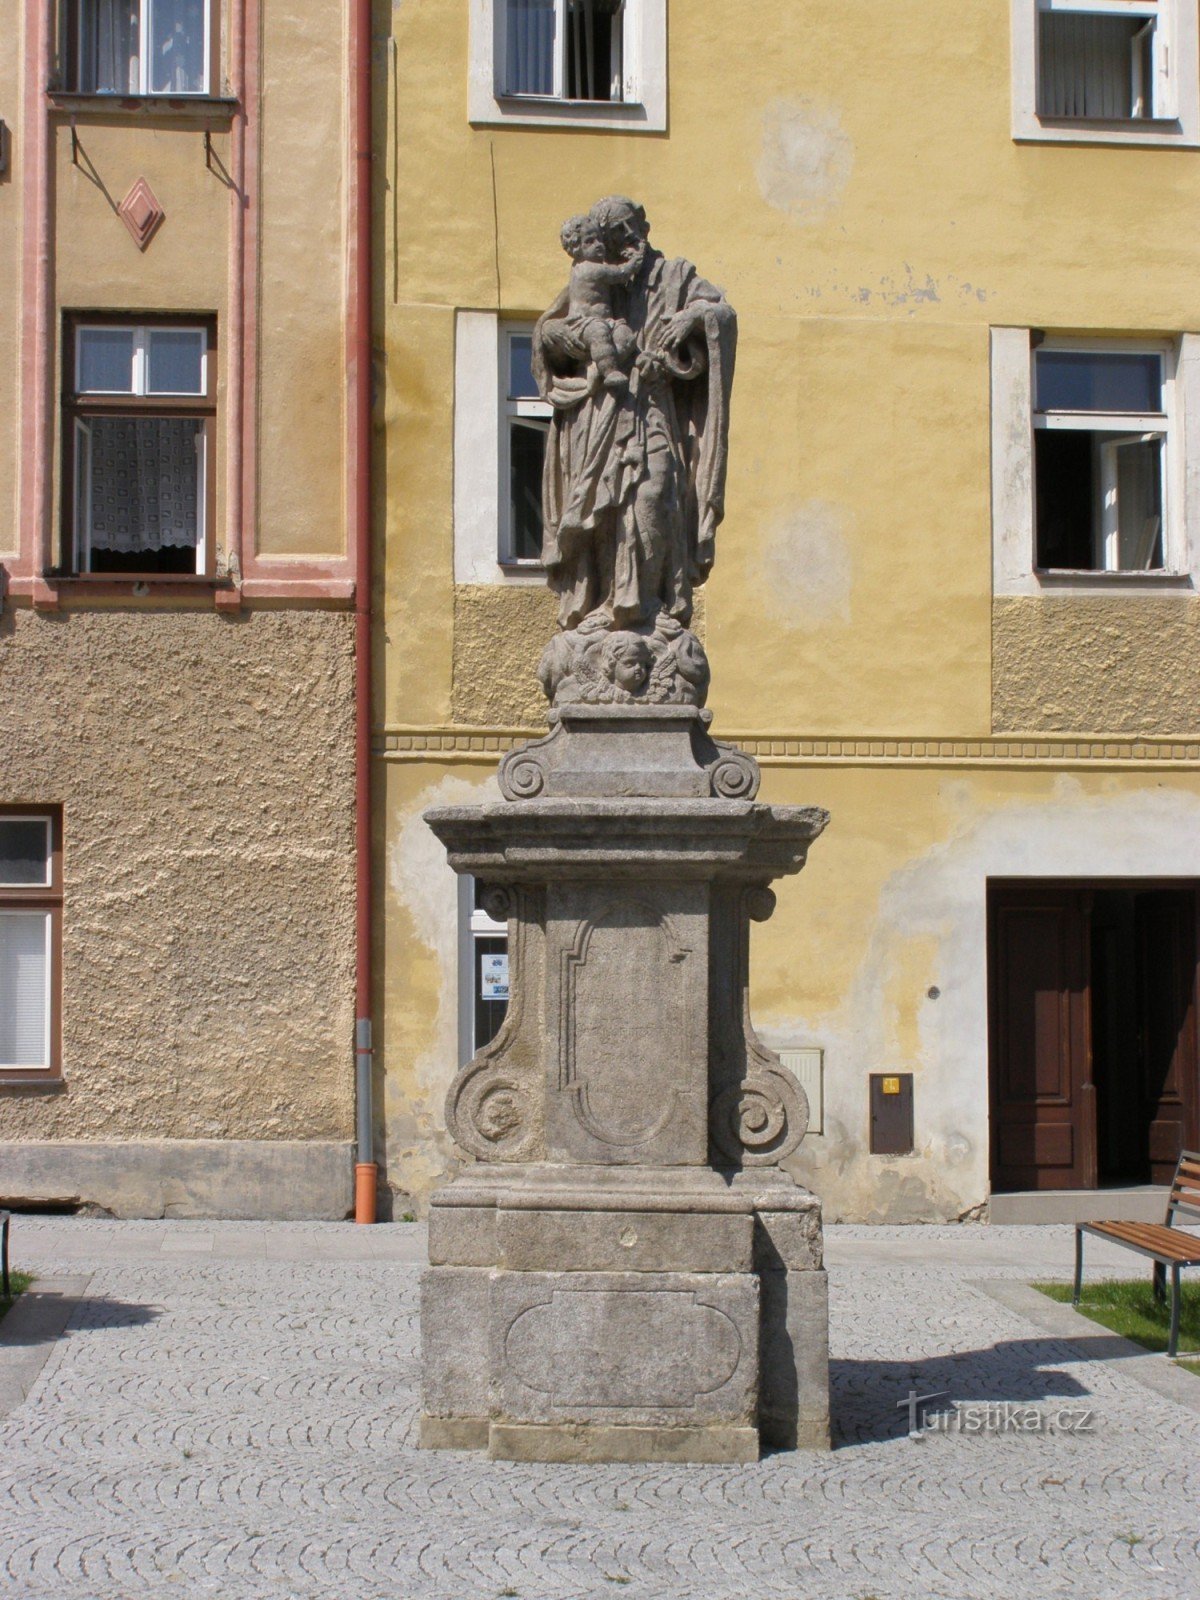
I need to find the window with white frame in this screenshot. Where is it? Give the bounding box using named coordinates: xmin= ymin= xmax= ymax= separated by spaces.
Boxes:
xmin=469 ymin=0 xmax=666 ymax=129
xmin=991 ymin=328 xmax=1200 ymax=592
xmin=1034 ymin=344 xmax=1171 ymax=572
xmin=0 ymin=813 xmax=61 ymax=1078
xmin=1012 ymin=1 xmax=1200 ymax=143
xmin=457 ymin=877 xmax=510 ymax=1064
xmin=454 ymin=312 xmax=549 ymax=583
xmin=70 ymin=0 xmax=214 ymax=96
xmin=502 ymin=329 xmax=550 ymax=566
xmin=65 ymin=319 xmax=215 ymax=576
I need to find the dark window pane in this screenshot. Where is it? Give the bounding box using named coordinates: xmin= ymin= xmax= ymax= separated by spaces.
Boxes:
xmin=505 ymin=0 xmax=556 ymax=95
xmin=565 ymin=0 xmax=623 ymax=101
xmin=149 ymin=0 xmax=207 ymax=94
xmin=78 ymin=0 xmax=140 ymax=94
xmin=1036 ymin=351 xmax=1162 ymax=414
xmin=509 ymin=420 xmax=547 ymax=561
xmin=1036 ymin=428 xmax=1097 ymax=569
xmin=147 ymin=329 xmax=205 ymax=394
xmin=78 ymin=328 xmax=135 ymax=393
xmin=508 ymin=335 xmax=538 ymax=399
xmin=0 ymin=820 xmax=51 ymax=887
xmin=1038 ymin=13 xmax=1153 ymax=120
xmin=1114 ymin=436 xmax=1164 ymax=570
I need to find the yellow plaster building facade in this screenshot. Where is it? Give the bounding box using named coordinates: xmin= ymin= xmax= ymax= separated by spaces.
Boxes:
xmin=379 ymin=0 xmax=1200 ymax=1221
xmin=1 ymin=1 xmax=362 ymax=1215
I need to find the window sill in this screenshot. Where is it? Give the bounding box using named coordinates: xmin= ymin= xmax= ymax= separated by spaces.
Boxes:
xmin=497 ymin=559 xmax=546 ymax=573
xmin=0 ymin=1077 xmax=66 ymax=1095
xmin=44 ymin=574 xmax=234 ymax=603
xmin=1016 ymin=115 xmax=1195 ymax=148
xmin=1035 ymin=569 xmax=1195 ymax=590
xmin=473 ymin=95 xmax=660 ymax=133
xmin=48 ymin=92 xmax=238 ymax=126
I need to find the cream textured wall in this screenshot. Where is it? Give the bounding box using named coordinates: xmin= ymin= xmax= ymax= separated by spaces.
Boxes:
xmin=1 ymin=609 xmax=356 ymax=1143
xmin=993 ymin=598 xmax=1200 ymax=734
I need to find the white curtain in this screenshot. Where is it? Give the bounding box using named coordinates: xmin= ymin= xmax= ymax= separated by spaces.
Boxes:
xmin=87 ymin=417 xmax=200 ymax=552
xmin=0 ymin=913 xmax=49 ymax=1069
xmin=506 ymin=0 xmax=556 ymax=95
xmin=1040 ymin=14 xmax=1143 ymax=119
xmin=81 ymin=0 xmax=140 ymax=94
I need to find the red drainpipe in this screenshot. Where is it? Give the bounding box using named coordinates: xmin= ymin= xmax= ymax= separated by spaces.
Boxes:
xmin=351 ymin=0 xmax=376 ymax=1222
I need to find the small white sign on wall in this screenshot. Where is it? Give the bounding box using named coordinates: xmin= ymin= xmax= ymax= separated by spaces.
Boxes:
xmin=480 ymin=953 xmax=509 ymax=1001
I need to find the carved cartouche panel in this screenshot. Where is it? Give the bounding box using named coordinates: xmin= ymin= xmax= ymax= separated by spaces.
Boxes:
xmin=546 ymin=883 xmax=709 ymax=1165
xmin=444 ymin=887 xmax=546 ymax=1162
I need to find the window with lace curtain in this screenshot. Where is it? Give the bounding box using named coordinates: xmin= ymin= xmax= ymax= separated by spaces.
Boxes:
xmin=470 ymin=0 xmax=666 ymax=129
xmin=1013 ymin=1 xmax=1200 ymax=143
xmin=67 ymin=0 xmax=214 ymax=97
xmin=63 ymin=317 xmax=216 ymax=576
xmin=0 ymin=812 xmax=62 ymax=1079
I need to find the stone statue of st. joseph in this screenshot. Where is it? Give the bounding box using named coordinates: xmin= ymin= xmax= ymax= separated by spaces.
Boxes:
xmin=534 ymin=196 xmax=736 ymax=709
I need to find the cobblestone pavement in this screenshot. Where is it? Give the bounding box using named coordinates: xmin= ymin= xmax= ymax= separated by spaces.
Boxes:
xmin=1 ymin=1221 xmax=1197 ymax=1600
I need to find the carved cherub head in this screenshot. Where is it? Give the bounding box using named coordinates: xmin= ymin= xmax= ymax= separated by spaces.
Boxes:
xmin=560 ymin=213 xmax=608 ymax=265
xmin=600 ymin=631 xmax=654 ymax=696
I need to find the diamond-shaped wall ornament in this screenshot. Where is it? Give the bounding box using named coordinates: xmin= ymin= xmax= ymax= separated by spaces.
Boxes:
xmin=117 ymin=178 xmax=166 ymax=251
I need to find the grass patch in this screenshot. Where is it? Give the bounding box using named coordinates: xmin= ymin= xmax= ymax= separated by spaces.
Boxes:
xmin=1036 ymin=1277 xmax=1200 ymax=1361
xmin=0 ymin=1271 xmax=34 ymax=1328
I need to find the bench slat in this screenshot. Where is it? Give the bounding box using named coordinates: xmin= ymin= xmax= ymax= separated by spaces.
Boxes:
xmin=1084 ymin=1221 xmax=1200 ymax=1263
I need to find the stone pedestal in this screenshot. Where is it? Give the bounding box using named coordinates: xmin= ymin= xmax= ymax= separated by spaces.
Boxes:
xmin=419 ymin=710 xmax=830 ymax=1462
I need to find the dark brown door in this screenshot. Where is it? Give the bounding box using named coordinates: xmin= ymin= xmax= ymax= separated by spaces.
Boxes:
xmin=1136 ymin=891 xmax=1200 ymax=1183
xmin=989 ymin=886 xmax=1094 ymax=1191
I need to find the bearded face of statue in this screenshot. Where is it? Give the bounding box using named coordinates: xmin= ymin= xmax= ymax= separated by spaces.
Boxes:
xmin=590 ymin=197 xmax=649 ymax=262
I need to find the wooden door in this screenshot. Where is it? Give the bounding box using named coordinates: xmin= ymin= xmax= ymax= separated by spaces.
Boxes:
xmin=989 ymin=886 xmax=1094 ymax=1192
xmin=1135 ymin=891 xmax=1200 ymax=1184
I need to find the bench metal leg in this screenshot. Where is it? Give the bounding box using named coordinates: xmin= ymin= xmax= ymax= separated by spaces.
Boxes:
xmin=1153 ymin=1260 xmax=1167 ymax=1303
xmin=1073 ymin=1227 xmax=1083 ymax=1305
xmin=1168 ymin=1264 xmax=1181 ymax=1360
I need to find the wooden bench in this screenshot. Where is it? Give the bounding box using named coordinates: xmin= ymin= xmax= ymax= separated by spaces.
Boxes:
xmin=1074 ymin=1151 xmax=1200 ymax=1358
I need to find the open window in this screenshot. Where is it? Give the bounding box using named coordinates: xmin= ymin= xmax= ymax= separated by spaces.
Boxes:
xmin=0 ymin=812 xmax=62 ymax=1079
xmin=1033 ymin=344 xmax=1171 ymax=573
xmin=499 ymin=0 xmax=625 ymax=101
xmin=63 ymin=317 xmax=216 ymax=577
xmin=470 ymin=0 xmax=666 ymax=129
xmin=1013 ymin=1 xmax=1200 ymax=144
xmin=67 ymin=0 xmax=215 ymax=97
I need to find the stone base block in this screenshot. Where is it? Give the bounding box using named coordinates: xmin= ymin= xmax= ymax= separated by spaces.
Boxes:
xmin=418 ymin=1415 xmax=489 ymax=1451
xmin=0 ymin=1139 xmax=354 ymax=1220
xmin=488 ymin=1422 xmax=760 ymax=1464
xmin=492 ymin=1270 xmax=758 ymax=1428
xmin=759 ymin=1268 xmax=830 ymax=1450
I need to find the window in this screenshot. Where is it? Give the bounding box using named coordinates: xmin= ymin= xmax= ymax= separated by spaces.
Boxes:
xmin=69 ymin=0 xmax=213 ymax=97
xmin=469 ymin=0 xmax=666 ymax=130
xmin=502 ymin=329 xmax=550 ymax=566
xmin=457 ymin=878 xmax=509 ymax=1064
xmin=0 ymin=813 xmax=62 ymax=1077
xmin=500 ymin=0 xmax=624 ymax=101
xmin=991 ymin=328 xmax=1200 ymax=592
xmin=1012 ymin=1 xmax=1200 ymax=144
xmin=1034 ymin=344 xmax=1171 ymax=572
xmin=453 ymin=312 xmax=547 ymax=584
xmin=64 ymin=318 xmax=216 ymax=576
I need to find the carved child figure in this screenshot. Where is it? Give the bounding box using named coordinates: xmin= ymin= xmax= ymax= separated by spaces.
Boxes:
xmin=559 ymin=214 xmax=644 ymax=393
xmin=599 ymin=631 xmax=654 ymax=697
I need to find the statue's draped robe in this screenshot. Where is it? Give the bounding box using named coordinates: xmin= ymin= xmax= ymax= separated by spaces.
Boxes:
xmin=533 ymin=250 xmax=737 ymax=630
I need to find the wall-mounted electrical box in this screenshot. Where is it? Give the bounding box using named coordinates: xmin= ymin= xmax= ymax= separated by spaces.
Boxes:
xmin=778 ymin=1046 xmax=824 ymax=1135
xmin=869 ymin=1072 xmax=914 ymax=1155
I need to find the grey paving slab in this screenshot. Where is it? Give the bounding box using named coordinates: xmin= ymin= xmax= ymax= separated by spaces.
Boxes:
xmin=0 ymin=1220 xmax=1196 ymax=1599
